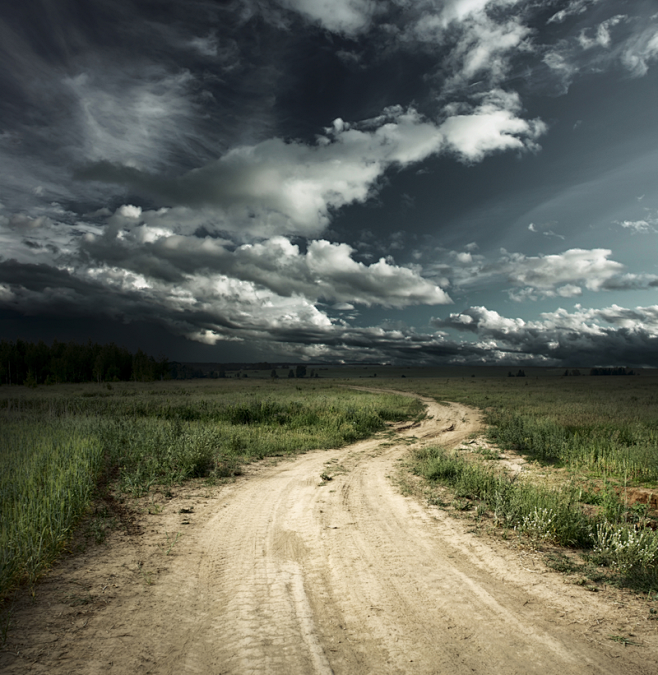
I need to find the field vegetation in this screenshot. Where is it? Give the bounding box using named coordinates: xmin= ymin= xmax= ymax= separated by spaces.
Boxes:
xmin=3 ymin=369 xmax=657 ymax=601
xmin=0 ymin=379 xmax=423 ymax=601
xmin=388 ymin=372 xmax=658 ymax=482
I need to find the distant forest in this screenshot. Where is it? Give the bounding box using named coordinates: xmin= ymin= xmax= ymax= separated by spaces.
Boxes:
xmin=0 ymin=339 xmax=169 ymax=385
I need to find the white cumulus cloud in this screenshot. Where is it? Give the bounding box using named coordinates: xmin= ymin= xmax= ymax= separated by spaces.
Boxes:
xmin=439 ymin=90 xmax=546 ymax=162
xmin=502 ymin=248 xmax=623 ymax=292
xmin=431 ymin=303 xmax=658 ymax=366
xmin=427 ymin=247 xmax=658 ymax=301
xmin=81 ymin=97 xmax=544 ymax=237
xmin=276 ymin=0 xmax=376 ymax=35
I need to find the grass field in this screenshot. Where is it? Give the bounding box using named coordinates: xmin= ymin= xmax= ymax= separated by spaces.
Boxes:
xmin=0 ymin=379 xmax=423 ymax=601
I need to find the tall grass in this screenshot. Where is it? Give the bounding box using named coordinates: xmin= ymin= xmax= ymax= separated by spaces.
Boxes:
xmin=0 ymin=419 xmax=104 ymax=595
xmin=0 ymin=381 xmax=422 ymax=599
xmin=98 ymin=395 xmax=411 ymax=495
xmin=487 ymin=410 xmax=658 ymax=480
xmin=413 ymin=446 xmax=592 ymax=546
xmin=376 ymin=373 xmax=658 ymax=589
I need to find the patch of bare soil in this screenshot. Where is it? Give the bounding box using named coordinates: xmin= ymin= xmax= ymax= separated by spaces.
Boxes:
xmin=2 ymin=395 xmax=657 ymax=674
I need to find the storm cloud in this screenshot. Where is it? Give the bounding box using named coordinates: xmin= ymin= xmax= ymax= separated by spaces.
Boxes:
xmin=1 ymin=1 xmax=657 ymax=366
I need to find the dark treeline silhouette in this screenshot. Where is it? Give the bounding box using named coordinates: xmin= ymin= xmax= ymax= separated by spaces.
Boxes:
xmin=562 ymin=367 xmax=636 ymax=376
xmin=590 ymin=367 xmax=635 ymax=376
xmin=168 ymin=362 xmax=324 ymax=380
xmin=0 ymin=339 xmax=169 ymax=385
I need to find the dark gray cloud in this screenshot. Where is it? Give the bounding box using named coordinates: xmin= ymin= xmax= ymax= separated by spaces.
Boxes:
xmin=0 ymin=0 xmax=285 ymax=211
xmin=2 ymin=255 xmax=656 ymax=367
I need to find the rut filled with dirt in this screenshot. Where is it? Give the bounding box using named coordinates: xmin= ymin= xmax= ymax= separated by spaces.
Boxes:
xmin=2 ymin=394 xmax=657 ymax=674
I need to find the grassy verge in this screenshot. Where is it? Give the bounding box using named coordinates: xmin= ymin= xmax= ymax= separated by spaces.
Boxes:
xmin=487 ymin=409 xmax=658 ymax=482
xmin=411 ymin=445 xmax=658 ymax=592
xmin=0 ymin=380 xmax=423 ymax=600
xmin=374 ymin=371 xmax=658 ymax=593
xmin=1 ymin=419 xmax=105 ymax=596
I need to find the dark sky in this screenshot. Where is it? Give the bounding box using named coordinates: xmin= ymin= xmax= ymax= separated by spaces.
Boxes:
xmin=1 ymin=0 xmax=658 ymax=366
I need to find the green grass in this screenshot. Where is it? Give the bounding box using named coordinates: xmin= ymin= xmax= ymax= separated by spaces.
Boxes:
xmin=4 ymin=371 xmax=658 ymax=598
xmin=0 ymin=379 xmax=422 ymax=600
xmin=486 ymin=410 xmax=658 ymax=481
xmin=0 ymin=419 xmax=104 ymax=595
xmin=386 ymin=370 xmax=658 ymax=592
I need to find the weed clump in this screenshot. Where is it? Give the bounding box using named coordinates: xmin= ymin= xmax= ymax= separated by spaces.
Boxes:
xmin=592 ymin=521 xmax=658 ymax=573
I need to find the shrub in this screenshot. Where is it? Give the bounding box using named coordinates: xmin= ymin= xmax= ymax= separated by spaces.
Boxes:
xmin=592 ymin=522 xmax=658 ymax=573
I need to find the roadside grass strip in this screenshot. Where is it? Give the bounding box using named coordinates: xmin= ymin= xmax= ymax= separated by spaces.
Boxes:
xmin=412 ymin=445 xmax=658 ymax=590
xmin=488 ymin=410 xmax=658 ymax=482
xmin=390 ymin=375 xmax=658 ymax=485
xmin=414 ymin=446 xmax=592 ymax=547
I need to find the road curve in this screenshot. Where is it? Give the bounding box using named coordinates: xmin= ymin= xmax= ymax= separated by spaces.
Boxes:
xmin=2 ymin=395 xmax=656 ymax=674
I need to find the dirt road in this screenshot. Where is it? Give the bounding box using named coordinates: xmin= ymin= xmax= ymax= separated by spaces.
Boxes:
xmin=2 ymin=395 xmax=657 ymax=674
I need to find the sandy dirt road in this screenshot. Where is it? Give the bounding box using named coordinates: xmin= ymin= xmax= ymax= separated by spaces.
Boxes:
xmin=2 ymin=394 xmax=657 ymax=674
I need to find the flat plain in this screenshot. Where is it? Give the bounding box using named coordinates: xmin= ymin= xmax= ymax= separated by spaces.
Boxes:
xmin=1 ymin=372 xmax=657 ymax=673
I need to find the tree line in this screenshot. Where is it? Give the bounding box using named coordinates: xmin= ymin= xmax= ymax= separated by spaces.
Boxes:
xmin=0 ymin=339 xmax=169 ymax=385
xmin=564 ymin=368 xmax=636 ymax=376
